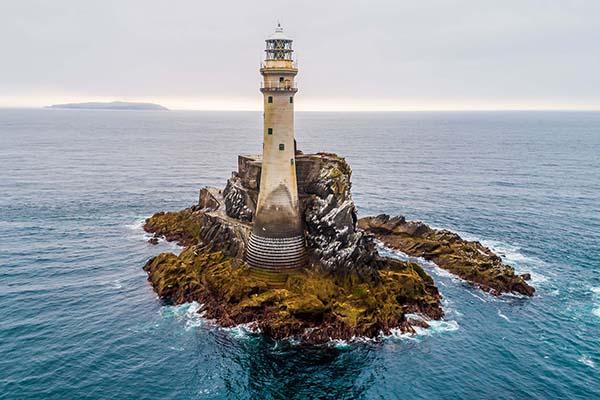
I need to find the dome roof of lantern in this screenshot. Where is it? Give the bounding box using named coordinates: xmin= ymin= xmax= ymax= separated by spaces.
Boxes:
xmin=267 ymin=23 xmax=292 ymax=41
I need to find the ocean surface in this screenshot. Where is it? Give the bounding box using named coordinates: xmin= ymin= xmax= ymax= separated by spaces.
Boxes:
xmin=1 ymin=109 xmax=599 ymax=399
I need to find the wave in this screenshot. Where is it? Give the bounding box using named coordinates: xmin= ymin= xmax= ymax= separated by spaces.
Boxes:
xmin=481 ymin=240 xmax=548 ymax=284
xmin=451 ymin=230 xmax=550 ymax=286
xmin=578 ymin=354 xmax=596 ymax=369
xmin=125 ymin=219 xmax=145 ymax=232
xmin=592 ymin=287 xmax=600 ymax=319
xmin=468 ymin=291 xmax=489 ymax=303
xmin=387 ymin=313 xmax=459 ymax=342
xmin=160 ymin=301 xmax=206 ymax=330
xmin=128 ymin=216 xmax=183 ymax=254
xmin=125 ymin=217 xmax=152 ymax=241
xmin=160 ymin=301 xmax=459 ymax=346
xmin=332 ymin=317 xmax=459 ymax=346
xmin=442 ymin=298 xmax=463 ymax=318
xmin=497 ymin=309 xmax=512 ymax=322
xmin=221 ymin=323 xmax=260 ymax=339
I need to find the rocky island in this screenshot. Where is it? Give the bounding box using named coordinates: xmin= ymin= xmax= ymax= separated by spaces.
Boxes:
xmin=142 ymin=152 xmax=534 ymax=343
xmin=141 ymin=24 xmax=533 ymax=343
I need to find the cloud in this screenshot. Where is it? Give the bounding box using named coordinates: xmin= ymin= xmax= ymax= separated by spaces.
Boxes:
xmin=1 ymin=0 xmax=599 ymax=110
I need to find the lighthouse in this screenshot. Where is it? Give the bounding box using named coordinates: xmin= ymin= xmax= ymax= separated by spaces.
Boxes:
xmin=245 ymin=23 xmax=306 ymax=278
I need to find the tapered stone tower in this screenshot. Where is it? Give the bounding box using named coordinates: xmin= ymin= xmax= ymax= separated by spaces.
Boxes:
xmin=246 ymin=24 xmax=306 ymax=277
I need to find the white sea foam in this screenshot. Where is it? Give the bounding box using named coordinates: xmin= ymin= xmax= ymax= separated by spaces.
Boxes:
xmin=578 ymin=355 xmax=596 ymax=368
xmin=441 ymin=298 xmax=463 ymax=318
xmin=161 ymin=301 xmax=206 ymax=330
xmin=451 ymin=229 xmax=552 ymax=289
xmin=125 ymin=219 xmax=145 ymax=232
xmin=497 ymin=309 xmax=512 ymax=322
xmin=420 ymin=319 xmax=459 ymax=334
xmin=387 ymin=314 xmax=459 ymax=341
xmin=479 ymin=239 xmax=549 ymax=285
xmin=126 ymin=217 xmax=153 ymax=242
xmin=591 ymin=288 xmax=600 ymax=319
xmin=331 ymin=339 xmax=350 ymax=348
xmin=128 ymin=216 xmax=184 ymax=254
xmin=222 ymin=323 xmax=260 ymax=339
xmin=468 ymin=291 xmax=488 ymax=303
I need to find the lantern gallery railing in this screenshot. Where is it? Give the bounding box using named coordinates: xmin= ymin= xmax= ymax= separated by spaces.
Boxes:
xmin=260 ymin=81 xmax=298 ymax=91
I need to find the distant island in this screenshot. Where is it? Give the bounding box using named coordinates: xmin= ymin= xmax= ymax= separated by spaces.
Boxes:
xmin=47 ymin=101 xmax=169 ymax=111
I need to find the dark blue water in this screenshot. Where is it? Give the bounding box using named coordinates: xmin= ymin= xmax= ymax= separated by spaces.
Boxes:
xmin=1 ymin=109 xmax=599 ymax=399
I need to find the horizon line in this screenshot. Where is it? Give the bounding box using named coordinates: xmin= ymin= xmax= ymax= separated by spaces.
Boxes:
xmin=2 ymin=105 xmax=600 ymax=113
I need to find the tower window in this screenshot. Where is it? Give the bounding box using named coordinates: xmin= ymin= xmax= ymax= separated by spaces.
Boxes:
xmin=268 ymin=128 xmax=273 ymax=135
xmin=279 ymin=144 xmax=285 ymax=151
xmin=279 ymin=77 xmax=284 ymax=83
xmin=268 ymin=96 xmax=273 ymax=103
xmin=290 ymin=159 xmax=294 ymax=165
xmin=289 ymin=96 xmax=293 ymax=104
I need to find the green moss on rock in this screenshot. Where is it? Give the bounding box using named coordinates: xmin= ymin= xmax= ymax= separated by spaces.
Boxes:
xmin=143 ymin=246 xmax=442 ymax=343
xmin=359 ymin=214 xmax=535 ymax=296
xmin=143 ymin=208 xmax=204 ymax=246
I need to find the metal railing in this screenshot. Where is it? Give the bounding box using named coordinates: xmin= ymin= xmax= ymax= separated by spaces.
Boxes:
xmin=260 ymin=81 xmax=298 ymax=91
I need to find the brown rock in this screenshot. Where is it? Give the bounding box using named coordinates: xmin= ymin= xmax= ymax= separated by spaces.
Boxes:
xmin=359 ymin=214 xmax=535 ymax=297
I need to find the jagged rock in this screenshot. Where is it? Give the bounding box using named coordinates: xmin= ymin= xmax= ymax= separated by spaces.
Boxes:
xmin=198 ymin=211 xmax=249 ymax=260
xmin=198 ymin=188 xmax=220 ymax=211
xmin=300 ymin=155 xmax=380 ymax=280
xmin=223 ymin=175 xmax=254 ymax=222
xmin=358 ymin=214 xmax=535 ymax=296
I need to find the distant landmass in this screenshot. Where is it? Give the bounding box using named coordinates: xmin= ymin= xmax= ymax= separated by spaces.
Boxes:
xmin=47 ymin=101 xmax=169 ymax=111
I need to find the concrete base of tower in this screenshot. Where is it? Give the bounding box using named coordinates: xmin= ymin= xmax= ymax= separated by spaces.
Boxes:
xmin=246 ymin=233 xmax=307 ymax=283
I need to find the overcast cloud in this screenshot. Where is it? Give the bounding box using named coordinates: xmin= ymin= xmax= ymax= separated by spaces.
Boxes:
xmin=1 ymin=0 xmax=599 ymax=110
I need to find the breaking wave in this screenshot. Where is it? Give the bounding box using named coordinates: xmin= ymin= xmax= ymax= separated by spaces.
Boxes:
xmin=160 ymin=301 xmax=206 ymax=330
xmin=592 ymin=287 xmax=600 ymax=319
xmin=387 ymin=313 xmax=459 ymax=342
xmin=578 ymin=354 xmax=596 ymax=369
xmin=126 ymin=216 xmax=183 ymax=253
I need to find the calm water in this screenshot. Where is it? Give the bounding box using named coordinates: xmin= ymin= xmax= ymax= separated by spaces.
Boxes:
xmin=1 ymin=109 xmax=599 ymax=399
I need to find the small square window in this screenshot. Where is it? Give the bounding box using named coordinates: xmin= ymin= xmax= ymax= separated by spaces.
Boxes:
xmin=268 ymin=128 xmax=273 ymax=135
xmin=268 ymin=96 xmax=273 ymax=103
xmin=279 ymin=77 xmax=284 ymax=83
xmin=279 ymin=143 xmax=285 ymax=151
xmin=290 ymin=159 xmax=294 ymax=165
xmin=289 ymin=97 xmax=293 ymax=104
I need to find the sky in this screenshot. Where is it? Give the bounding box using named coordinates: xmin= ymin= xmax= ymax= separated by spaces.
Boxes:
xmin=1 ymin=0 xmax=599 ymax=111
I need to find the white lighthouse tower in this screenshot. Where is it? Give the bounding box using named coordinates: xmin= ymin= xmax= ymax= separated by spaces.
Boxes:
xmin=245 ymin=23 xmax=306 ymax=279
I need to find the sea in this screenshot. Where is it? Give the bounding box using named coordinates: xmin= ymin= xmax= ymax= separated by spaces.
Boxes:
xmin=1 ymin=109 xmax=599 ymax=399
